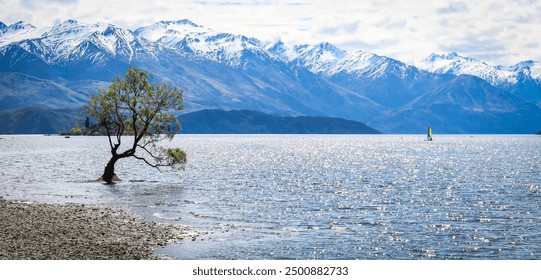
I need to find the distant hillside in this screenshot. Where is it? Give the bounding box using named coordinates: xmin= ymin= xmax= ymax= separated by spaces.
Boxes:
xmin=179 ymin=109 xmax=381 ymax=134
xmin=0 ymin=106 xmax=83 ymax=134
xmin=0 ymin=107 xmax=380 ymax=134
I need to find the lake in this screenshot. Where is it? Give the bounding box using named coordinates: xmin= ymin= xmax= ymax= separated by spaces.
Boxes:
xmin=0 ymin=134 xmax=540 ymax=259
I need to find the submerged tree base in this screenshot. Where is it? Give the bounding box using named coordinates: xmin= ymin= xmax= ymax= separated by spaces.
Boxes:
xmin=96 ymin=174 xmax=122 ymax=184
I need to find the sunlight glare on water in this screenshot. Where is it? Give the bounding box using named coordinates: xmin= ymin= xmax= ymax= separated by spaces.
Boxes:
xmin=0 ymin=134 xmax=540 ymax=259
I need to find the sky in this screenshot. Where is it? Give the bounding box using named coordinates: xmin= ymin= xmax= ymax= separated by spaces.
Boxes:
xmin=1 ymin=0 xmax=541 ymax=66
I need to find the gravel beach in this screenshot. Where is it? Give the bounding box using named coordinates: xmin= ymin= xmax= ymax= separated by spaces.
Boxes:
xmin=0 ymin=198 xmax=192 ymax=260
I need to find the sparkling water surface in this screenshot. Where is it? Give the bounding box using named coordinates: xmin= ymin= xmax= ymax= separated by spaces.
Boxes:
xmin=0 ymin=134 xmax=540 ymax=259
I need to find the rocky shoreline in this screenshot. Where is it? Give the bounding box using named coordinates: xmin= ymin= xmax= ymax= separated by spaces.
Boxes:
xmin=0 ymin=198 xmax=192 ymax=260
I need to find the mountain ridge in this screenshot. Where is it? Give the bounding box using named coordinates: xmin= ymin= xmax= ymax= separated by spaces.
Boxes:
xmin=1 ymin=19 xmax=540 ymax=134
xmin=417 ymin=52 xmax=541 ymax=106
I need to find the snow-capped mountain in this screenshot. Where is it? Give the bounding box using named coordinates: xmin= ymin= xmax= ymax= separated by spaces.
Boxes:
xmin=0 ymin=19 xmax=382 ymax=125
xmin=40 ymin=20 xmax=158 ymax=63
xmin=267 ymin=41 xmax=412 ymax=79
xmin=418 ymin=52 xmax=517 ymax=85
xmin=0 ymin=21 xmax=47 ymax=47
xmin=267 ymin=42 xmax=435 ymax=108
xmin=134 ymin=20 xmax=272 ymax=67
xmin=507 ymin=60 xmax=541 ymax=80
xmin=27 ymin=19 xmax=159 ymax=64
xmin=133 ymin=19 xmax=208 ymax=42
xmin=268 ymin=42 xmax=346 ymax=74
xmin=1 ymin=19 xmax=540 ymax=134
xmin=0 ymin=19 xmax=164 ymax=80
xmin=418 ymin=52 xmax=541 ymax=106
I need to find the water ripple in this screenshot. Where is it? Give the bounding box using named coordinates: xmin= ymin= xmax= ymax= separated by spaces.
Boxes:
xmin=1 ymin=134 xmax=540 ymax=259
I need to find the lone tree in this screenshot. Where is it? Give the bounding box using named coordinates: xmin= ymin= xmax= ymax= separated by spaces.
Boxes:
xmin=87 ymin=67 xmax=187 ymax=184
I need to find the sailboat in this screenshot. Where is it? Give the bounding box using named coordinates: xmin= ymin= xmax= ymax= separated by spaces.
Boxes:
xmin=427 ymin=126 xmax=433 ymax=141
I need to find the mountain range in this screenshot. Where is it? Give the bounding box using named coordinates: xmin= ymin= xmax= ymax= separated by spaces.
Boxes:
xmin=417 ymin=52 xmax=541 ymax=107
xmin=1 ymin=19 xmax=540 ymax=134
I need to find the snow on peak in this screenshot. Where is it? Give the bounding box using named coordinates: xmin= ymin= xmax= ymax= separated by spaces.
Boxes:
xmin=134 ymin=19 xmax=210 ymax=43
xmin=135 ymin=20 xmax=268 ymax=66
xmin=169 ymin=19 xmax=202 ymax=28
xmin=418 ymin=52 xmax=482 ymax=73
xmin=503 ymin=60 xmax=541 ymax=80
xmin=416 ymin=52 xmax=541 ymax=86
xmin=11 ymin=20 xmax=156 ymax=63
xmin=528 ymin=62 xmax=541 ymax=80
xmin=0 ymin=21 xmax=45 ymax=47
xmin=298 ymin=43 xmax=346 ymax=72
xmin=3 ymin=18 xmax=539 ymax=84
xmin=310 ymin=42 xmax=346 ymax=60
xmin=329 ymin=50 xmax=411 ymax=78
xmin=192 ymin=32 xmax=267 ymax=66
xmin=268 ymin=41 xmax=403 ymax=78
xmin=269 ymin=42 xmax=347 ymax=73
xmin=435 ymin=52 xmax=459 ymax=60
xmin=332 ymin=50 xmax=378 ymax=72
xmin=10 ymin=21 xmax=36 ymax=30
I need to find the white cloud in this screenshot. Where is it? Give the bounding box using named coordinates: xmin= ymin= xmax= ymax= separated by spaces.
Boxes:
xmin=1 ymin=0 xmax=541 ymax=65
xmin=436 ymin=1 xmax=469 ymax=14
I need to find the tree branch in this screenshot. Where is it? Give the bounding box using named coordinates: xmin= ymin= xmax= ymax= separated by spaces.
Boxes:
xmin=132 ymin=154 xmax=172 ymax=170
xmin=114 ymin=99 xmax=125 ymax=146
xmin=103 ymin=120 xmax=115 ymax=153
xmin=136 ymin=143 xmax=160 ymax=159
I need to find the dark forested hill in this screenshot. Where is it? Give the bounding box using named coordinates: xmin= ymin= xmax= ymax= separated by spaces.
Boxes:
xmin=179 ymin=109 xmax=380 ymax=134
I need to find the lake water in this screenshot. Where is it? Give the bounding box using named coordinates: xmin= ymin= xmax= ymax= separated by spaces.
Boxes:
xmin=0 ymin=134 xmax=540 ymax=259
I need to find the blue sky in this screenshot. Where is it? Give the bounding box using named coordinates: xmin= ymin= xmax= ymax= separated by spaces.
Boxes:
xmin=2 ymin=0 xmax=540 ymax=66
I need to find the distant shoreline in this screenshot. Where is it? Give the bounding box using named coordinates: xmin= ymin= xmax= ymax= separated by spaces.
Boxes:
xmin=0 ymin=198 xmax=192 ymax=260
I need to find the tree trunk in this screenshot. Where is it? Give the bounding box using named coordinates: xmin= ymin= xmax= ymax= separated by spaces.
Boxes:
xmin=101 ymin=156 xmax=119 ymax=184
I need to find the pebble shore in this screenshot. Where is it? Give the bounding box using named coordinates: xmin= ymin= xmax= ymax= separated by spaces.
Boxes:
xmin=0 ymin=198 xmax=192 ymax=260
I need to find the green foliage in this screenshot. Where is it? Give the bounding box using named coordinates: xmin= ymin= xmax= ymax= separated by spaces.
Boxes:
xmin=87 ymin=67 xmax=185 ymax=139
xmin=69 ymin=124 xmax=82 ymax=135
xmin=165 ymin=148 xmax=188 ymax=165
xmin=86 ymin=67 xmax=187 ymax=182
